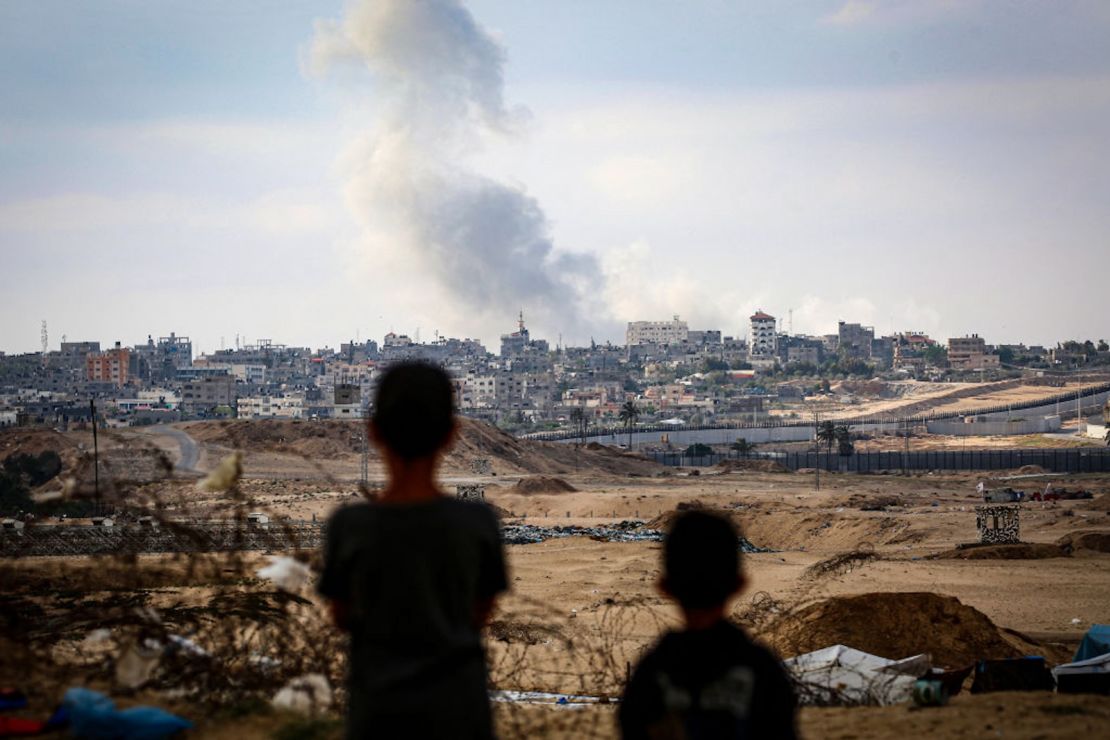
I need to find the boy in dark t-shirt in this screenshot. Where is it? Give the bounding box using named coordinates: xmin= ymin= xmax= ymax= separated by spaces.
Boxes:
xmin=620 ymin=511 xmax=796 ymax=740
xmin=319 ymin=362 xmax=508 ymax=739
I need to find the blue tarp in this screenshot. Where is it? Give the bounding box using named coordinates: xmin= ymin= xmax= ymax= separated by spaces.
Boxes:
xmin=1075 ymin=624 xmax=1110 ymax=662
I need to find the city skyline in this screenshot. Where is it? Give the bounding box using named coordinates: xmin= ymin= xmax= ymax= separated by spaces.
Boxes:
xmin=3 ymin=1 xmax=1109 ymax=353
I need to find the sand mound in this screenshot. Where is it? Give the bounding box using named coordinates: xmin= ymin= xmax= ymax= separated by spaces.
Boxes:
xmin=1015 ymin=465 xmax=1048 ymax=475
xmin=1057 ymin=531 xmax=1110 ymax=554
xmin=185 ymin=418 xmax=663 ymax=477
xmin=930 ymin=543 xmax=1067 ymax=560
xmin=715 ymin=459 xmax=791 ymax=474
xmin=188 ymin=419 xmax=362 ymax=457
xmin=1088 ymin=494 xmax=1110 ymax=511
xmin=512 ymin=476 xmax=577 ymax=495
xmin=646 ymin=500 xmax=730 ymax=530
xmin=760 ymin=592 xmax=1021 ymax=668
xmin=0 ymin=428 xmax=81 ymax=471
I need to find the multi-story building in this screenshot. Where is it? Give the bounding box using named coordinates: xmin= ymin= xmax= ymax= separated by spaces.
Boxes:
xmin=837 ymin=322 xmax=874 ymax=361
xmin=948 ymin=334 xmax=1000 ymax=370
xmin=748 ymin=311 xmax=776 ymax=358
xmin=180 ymin=375 xmax=236 ymax=416
xmin=627 ymin=317 xmax=689 ymax=346
xmin=86 ymin=342 xmax=131 ymax=387
xmin=237 ymin=394 xmax=305 ymax=419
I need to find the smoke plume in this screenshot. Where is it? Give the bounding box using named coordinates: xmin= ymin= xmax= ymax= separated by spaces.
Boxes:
xmin=310 ymin=0 xmax=603 ymax=340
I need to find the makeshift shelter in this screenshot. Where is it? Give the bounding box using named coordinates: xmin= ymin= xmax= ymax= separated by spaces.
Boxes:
xmin=1053 ymin=653 xmax=1110 ymax=695
xmin=1074 ymin=624 xmax=1110 ymax=662
xmin=783 ymin=644 xmax=930 ymax=706
xmin=970 ymin=657 xmax=1054 ymax=693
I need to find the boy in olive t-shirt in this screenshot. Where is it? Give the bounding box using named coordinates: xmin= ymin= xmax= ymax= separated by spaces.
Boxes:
xmin=319 ymin=363 xmax=507 ymax=739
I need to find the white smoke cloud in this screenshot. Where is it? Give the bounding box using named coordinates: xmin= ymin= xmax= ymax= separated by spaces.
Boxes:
xmin=310 ymin=0 xmax=603 ymax=340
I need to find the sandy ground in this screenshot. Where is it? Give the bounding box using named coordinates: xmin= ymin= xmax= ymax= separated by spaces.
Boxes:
xmin=5 ymin=420 xmax=1110 ymax=739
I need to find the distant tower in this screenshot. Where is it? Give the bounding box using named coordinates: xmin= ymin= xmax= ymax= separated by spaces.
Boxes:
xmin=518 ymin=310 xmax=525 ymax=333
xmin=40 ymin=320 xmax=48 ymax=367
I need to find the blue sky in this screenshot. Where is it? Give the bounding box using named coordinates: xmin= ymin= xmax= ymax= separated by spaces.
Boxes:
xmin=2 ymin=1 xmax=1109 ymax=353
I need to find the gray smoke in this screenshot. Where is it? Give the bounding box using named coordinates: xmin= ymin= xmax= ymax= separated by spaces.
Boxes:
xmin=310 ymin=0 xmax=602 ymax=337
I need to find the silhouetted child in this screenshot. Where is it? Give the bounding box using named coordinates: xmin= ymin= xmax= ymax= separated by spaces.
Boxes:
xmin=620 ymin=510 xmax=796 ymax=739
xmin=319 ymin=362 xmax=507 ymax=739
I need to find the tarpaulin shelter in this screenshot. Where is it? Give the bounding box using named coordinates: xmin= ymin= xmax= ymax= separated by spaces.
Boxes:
xmin=1053 ymin=652 xmax=1110 ymax=695
xmin=1074 ymin=624 xmax=1110 ymax=662
xmin=783 ymin=644 xmax=930 ymax=706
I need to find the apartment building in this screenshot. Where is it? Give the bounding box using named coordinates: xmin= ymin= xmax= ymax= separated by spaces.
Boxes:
xmin=749 ymin=311 xmax=776 ymax=358
xmin=86 ymin=342 xmax=131 ymax=387
xmin=627 ymin=317 xmax=689 ymax=346
xmin=948 ymin=334 xmax=1000 ymax=370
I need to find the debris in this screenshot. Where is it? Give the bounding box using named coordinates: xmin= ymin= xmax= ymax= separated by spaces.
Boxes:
xmin=256 ymin=556 xmax=314 ymax=593
xmin=500 ymin=522 xmax=766 ymax=551
xmin=63 ymin=687 xmax=192 ymax=739
xmin=114 ymin=640 xmax=162 ymax=690
xmin=271 ymin=674 xmax=332 ymax=714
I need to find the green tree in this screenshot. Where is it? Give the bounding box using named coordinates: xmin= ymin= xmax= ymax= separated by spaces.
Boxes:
xmin=731 ymin=438 xmax=754 ymax=456
xmin=618 ymin=400 xmax=640 ymax=449
xmin=922 ymin=345 xmax=947 ymax=367
xmin=685 ymin=443 xmax=712 ymax=458
xmin=835 ymin=424 xmax=854 ymax=457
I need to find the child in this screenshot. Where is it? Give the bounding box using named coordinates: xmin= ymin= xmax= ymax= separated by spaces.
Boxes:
xmin=319 ymin=362 xmax=507 ymax=739
xmin=620 ymin=510 xmax=796 ymax=739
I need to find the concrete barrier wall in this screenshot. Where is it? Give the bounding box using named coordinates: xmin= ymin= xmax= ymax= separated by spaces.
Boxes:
xmin=926 ymin=416 xmax=1062 ymax=436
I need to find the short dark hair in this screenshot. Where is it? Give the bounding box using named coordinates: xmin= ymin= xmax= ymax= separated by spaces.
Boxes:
xmin=371 ymin=362 xmax=455 ymax=460
xmin=664 ymin=510 xmax=741 ymax=610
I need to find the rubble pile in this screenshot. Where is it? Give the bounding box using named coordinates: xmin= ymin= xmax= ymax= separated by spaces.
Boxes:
xmin=501 ymin=520 xmax=766 ymax=551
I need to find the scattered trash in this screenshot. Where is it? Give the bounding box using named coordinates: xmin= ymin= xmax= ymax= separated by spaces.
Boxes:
xmin=63 ymin=687 xmax=192 ymax=739
xmin=0 ymin=689 xmax=28 ymax=712
xmin=271 ymin=674 xmax=332 ymax=714
xmin=114 ymin=640 xmax=162 ymax=690
xmin=501 ymin=522 xmax=767 ymax=551
xmin=912 ymin=678 xmax=948 ymax=707
xmin=256 ymin=555 xmax=314 ymax=593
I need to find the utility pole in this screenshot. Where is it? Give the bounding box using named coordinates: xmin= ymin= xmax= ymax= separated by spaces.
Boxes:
xmin=812 ymin=407 xmax=820 ymax=492
xmin=90 ymin=399 xmax=100 ymax=517
xmin=903 ymin=416 xmax=911 ymax=477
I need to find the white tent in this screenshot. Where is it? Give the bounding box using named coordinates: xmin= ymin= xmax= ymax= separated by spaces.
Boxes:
xmin=783 ymin=644 xmax=930 ymax=706
xmin=659 ymin=418 xmax=686 ymax=426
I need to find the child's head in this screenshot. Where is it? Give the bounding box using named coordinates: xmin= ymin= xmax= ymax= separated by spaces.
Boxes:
xmin=662 ymin=510 xmax=744 ymax=611
xmin=371 ymin=362 xmax=456 ymax=460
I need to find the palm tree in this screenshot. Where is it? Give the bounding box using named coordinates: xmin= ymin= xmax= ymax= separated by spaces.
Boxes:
xmin=619 ymin=400 xmax=640 ymax=449
xmin=1104 ymin=427 xmax=1110 ymax=447
xmin=816 ymin=420 xmax=838 ymax=455
xmin=835 ymin=424 xmax=854 ymax=457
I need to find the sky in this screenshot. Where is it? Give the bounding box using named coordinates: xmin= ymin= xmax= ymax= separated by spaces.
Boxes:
xmin=2 ymin=0 xmax=1109 ymax=355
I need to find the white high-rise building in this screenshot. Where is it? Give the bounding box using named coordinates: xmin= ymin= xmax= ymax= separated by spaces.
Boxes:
xmin=749 ymin=310 xmax=777 ymax=358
